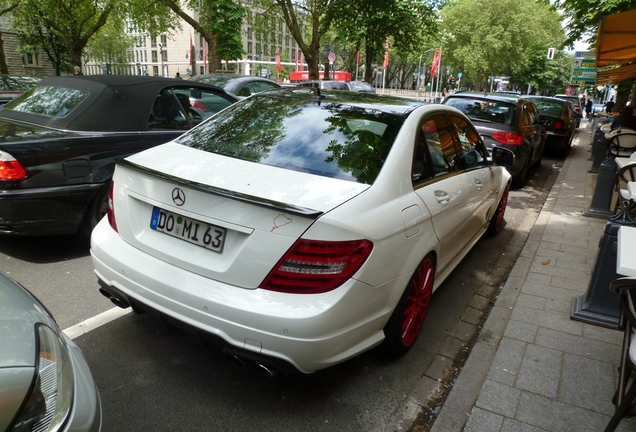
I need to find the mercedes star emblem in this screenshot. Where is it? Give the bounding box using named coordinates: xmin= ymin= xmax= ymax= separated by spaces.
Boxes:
xmin=171 ymin=188 xmax=186 ymax=206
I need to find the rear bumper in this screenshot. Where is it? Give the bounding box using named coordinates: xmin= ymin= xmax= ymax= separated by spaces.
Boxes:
xmin=90 ymin=218 xmax=405 ymax=374
xmin=0 ymin=184 xmax=101 ymax=235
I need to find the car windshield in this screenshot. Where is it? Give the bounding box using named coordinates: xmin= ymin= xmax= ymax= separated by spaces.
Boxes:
xmin=4 ymin=85 xmax=89 ymax=118
xmin=176 ymin=93 xmax=405 ymax=184
xmin=530 ymin=99 xmax=564 ymax=117
xmin=445 ymin=97 xmax=516 ymax=126
xmin=350 ymin=82 xmax=374 ymax=92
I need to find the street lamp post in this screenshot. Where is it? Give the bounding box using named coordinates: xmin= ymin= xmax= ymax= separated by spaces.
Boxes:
xmin=159 ymin=43 xmax=164 ymax=77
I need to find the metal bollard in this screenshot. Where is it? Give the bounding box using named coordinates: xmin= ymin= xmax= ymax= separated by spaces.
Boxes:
xmin=589 ymin=132 xmax=609 ymax=172
xmin=584 ymin=158 xmax=616 ymax=218
xmin=571 ymin=209 xmax=636 ymax=328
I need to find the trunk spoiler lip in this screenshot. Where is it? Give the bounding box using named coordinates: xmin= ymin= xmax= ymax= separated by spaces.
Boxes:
xmin=117 ymin=159 xmax=325 ymax=219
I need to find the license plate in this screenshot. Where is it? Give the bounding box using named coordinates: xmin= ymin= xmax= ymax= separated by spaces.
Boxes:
xmin=150 ymin=207 xmax=226 ymax=253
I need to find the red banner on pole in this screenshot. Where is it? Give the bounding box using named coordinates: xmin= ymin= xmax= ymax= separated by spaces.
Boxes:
xmin=430 ymin=49 xmax=441 ymax=77
xmin=276 ymin=51 xmax=282 ymax=74
xmin=356 ymin=50 xmax=360 ymax=65
xmin=189 ymin=34 xmax=194 ymax=67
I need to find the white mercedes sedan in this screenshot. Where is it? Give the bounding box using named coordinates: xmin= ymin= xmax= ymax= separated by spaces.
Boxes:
xmin=91 ymin=88 xmax=513 ymax=374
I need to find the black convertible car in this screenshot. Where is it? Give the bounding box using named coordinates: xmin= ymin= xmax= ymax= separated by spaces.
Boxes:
xmin=0 ymin=75 xmax=238 ymax=237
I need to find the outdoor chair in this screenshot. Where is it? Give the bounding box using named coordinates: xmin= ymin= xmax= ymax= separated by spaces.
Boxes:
xmin=607 ymin=128 xmax=636 ymax=160
xmin=605 ymin=277 xmax=636 ymax=432
xmin=613 ymin=161 xmax=636 ymax=214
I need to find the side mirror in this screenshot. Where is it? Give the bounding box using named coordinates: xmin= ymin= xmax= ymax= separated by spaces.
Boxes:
xmin=491 ymin=146 xmax=515 ymax=167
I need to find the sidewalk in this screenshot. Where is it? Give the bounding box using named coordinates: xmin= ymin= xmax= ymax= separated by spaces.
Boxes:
xmin=431 ymin=119 xmax=636 ymax=431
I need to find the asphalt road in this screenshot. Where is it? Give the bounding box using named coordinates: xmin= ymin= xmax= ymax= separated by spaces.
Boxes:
xmin=0 ymin=155 xmax=561 ymax=432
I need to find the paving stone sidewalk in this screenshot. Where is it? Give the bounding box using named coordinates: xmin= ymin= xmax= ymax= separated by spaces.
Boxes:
xmin=430 ymin=119 xmax=636 ymax=432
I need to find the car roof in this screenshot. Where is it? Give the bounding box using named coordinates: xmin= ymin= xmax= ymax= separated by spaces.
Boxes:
xmin=526 ymin=95 xmax=567 ymax=103
xmin=446 ymin=91 xmax=524 ymax=103
xmin=0 ymin=75 xmax=234 ymax=131
xmin=259 ymin=87 xmax=424 ymax=116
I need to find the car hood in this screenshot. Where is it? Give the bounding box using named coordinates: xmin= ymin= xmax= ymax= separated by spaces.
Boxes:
xmin=125 ymin=141 xmax=370 ymax=213
xmin=0 ymin=272 xmax=54 ymax=368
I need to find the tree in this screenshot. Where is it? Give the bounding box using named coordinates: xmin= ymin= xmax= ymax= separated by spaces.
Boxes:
xmin=555 ymin=0 xmax=636 ymax=107
xmin=554 ymin=0 xmax=634 ymax=47
xmin=330 ymin=0 xmax=438 ymax=83
xmin=11 ymin=0 xmax=175 ymax=75
xmin=0 ymin=1 xmax=19 ymax=74
xmin=440 ymin=0 xmax=564 ymax=92
xmin=254 ymin=0 xmax=338 ymax=81
xmin=155 ymin=0 xmax=246 ymax=73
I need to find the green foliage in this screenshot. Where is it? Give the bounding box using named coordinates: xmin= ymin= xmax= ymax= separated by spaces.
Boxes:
xmin=198 ymin=0 xmax=245 ymax=62
xmin=554 ymin=0 xmax=635 ymax=47
xmin=10 ymin=0 xmax=176 ymax=75
xmin=440 ymin=0 xmax=565 ymax=92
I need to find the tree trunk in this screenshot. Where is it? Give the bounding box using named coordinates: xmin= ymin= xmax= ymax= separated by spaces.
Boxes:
xmin=0 ymin=31 xmax=9 ymax=74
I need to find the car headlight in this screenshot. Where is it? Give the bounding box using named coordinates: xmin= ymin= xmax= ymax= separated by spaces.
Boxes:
xmin=11 ymin=324 xmax=74 ymax=432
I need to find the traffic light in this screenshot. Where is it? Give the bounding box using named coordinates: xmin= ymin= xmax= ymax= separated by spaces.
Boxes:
xmin=547 ymin=47 xmax=555 ymax=60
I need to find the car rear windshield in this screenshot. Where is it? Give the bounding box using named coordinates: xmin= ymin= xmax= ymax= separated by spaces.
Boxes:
xmin=4 ymin=85 xmax=89 ymax=118
xmin=176 ymin=93 xmax=405 ymax=184
xmin=445 ymin=97 xmax=516 ymax=126
xmin=531 ymin=99 xmax=564 ymax=117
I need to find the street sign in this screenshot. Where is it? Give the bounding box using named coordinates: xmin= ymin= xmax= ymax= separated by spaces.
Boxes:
xmin=570 ymin=51 xmax=596 ymax=85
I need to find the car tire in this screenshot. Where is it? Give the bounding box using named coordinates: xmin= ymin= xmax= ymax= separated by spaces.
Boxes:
xmin=382 ymin=254 xmax=435 ymax=355
xmin=80 ymin=185 xmax=109 ymax=239
xmin=486 ymin=184 xmax=510 ymax=236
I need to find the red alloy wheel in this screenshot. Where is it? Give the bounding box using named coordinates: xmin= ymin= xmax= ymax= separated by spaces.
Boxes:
xmin=401 ymin=256 xmax=434 ymax=347
xmin=492 ymin=185 xmax=510 ymax=233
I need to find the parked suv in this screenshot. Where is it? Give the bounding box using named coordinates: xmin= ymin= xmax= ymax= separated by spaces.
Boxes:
xmin=443 ymin=92 xmax=546 ymax=188
xmin=554 ymin=94 xmax=582 ymax=127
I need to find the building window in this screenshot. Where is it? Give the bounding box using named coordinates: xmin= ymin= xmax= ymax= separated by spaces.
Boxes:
xmin=160 ymin=34 xmax=167 ymax=46
xmin=151 ymin=36 xmax=157 ymax=48
xmin=153 ymin=65 xmax=159 ymax=76
xmin=151 ymin=50 xmax=158 ymax=63
xmin=24 ymin=52 xmax=39 ymax=66
xmin=247 ymin=27 xmax=252 ymax=40
xmin=247 ymin=41 xmax=252 ymax=54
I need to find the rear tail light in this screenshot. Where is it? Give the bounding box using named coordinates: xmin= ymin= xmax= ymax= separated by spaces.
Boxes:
xmin=191 ymin=100 xmax=207 ymax=111
xmin=0 ymin=150 xmax=27 ymax=180
xmin=107 ymin=181 xmax=118 ymax=232
xmin=492 ymin=131 xmax=524 ymax=145
xmin=260 ymin=239 xmax=373 ymax=294
xmin=553 ymin=119 xmax=565 ymax=131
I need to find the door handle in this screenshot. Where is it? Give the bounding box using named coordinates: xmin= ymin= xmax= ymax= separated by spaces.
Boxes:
xmin=435 ymin=190 xmax=450 ymax=203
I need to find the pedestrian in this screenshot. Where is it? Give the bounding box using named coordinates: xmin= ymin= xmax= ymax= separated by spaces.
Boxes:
xmin=610 ymin=105 xmax=636 ymax=131
xmin=604 ymin=97 xmax=615 ymax=113
xmin=175 ymin=72 xmax=182 ymax=79
xmin=585 ymin=98 xmax=593 ymax=119
xmin=73 ymin=66 xmax=83 ymax=76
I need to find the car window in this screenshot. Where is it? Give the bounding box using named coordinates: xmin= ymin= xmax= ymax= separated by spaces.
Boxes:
xmin=148 ymin=89 xmax=190 ymax=131
xmin=413 ymin=113 xmax=461 ymax=185
xmin=176 ymin=93 xmax=404 ymax=184
xmin=448 ymin=114 xmax=487 ymax=169
xmin=445 ymin=97 xmax=515 ymax=126
xmin=523 ymin=103 xmax=540 ymax=126
xmin=4 ymin=85 xmax=89 ymax=118
xmin=236 ymin=85 xmax=252 ymax=97
xmin=178 ymin=87 xmax=234 ymax=117
xmin=252 ymin=81 xmax=279 ymax=93
xmin=531 ymin=99 xmax=564 ymax=117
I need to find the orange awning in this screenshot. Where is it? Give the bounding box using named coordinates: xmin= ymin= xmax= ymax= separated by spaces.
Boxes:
xmin=595 ymin=9 xmax=636 ymax=83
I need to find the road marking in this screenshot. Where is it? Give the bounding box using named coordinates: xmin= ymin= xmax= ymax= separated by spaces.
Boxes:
xmin=64 ymin=307 xmax=132 ymax=339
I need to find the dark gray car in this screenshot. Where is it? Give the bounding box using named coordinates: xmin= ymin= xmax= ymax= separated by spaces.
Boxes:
xmin=0 ymin=271 xmax=102 ymax=431
xmin=188 ymin=74 xmax=281 ymax=98
xmin=443 ymin=92 xmax=546 ymax=188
